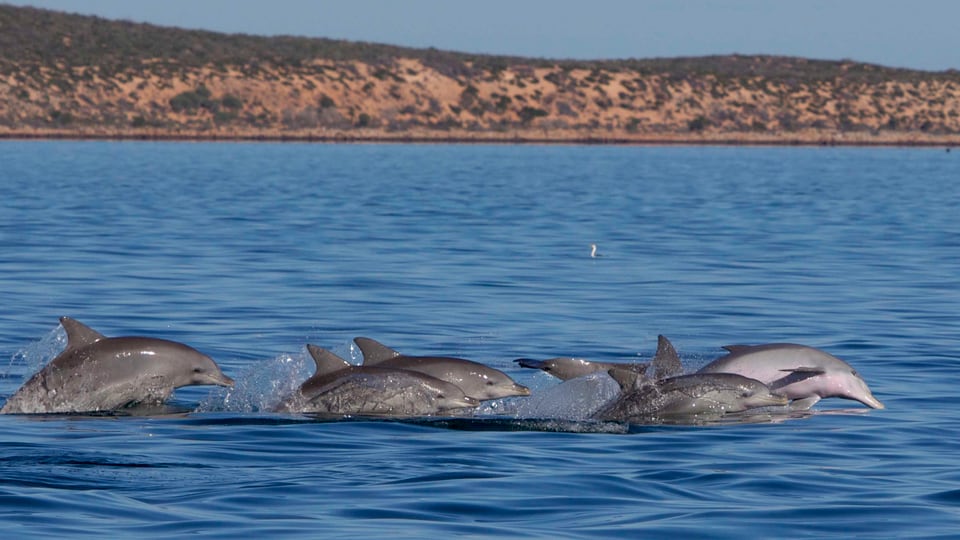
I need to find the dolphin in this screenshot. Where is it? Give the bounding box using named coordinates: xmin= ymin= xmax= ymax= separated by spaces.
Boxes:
xmin=514 ymin=334 xmax=683 ymax=381
xmin=696 ymin=343 xmax=884 ymax=409
xmin=593 ymin=369 xmax=788 ymax=423
xmin=274 ymin=344 xmax=479 ymax=416
xmin=1 ymin=317 xmax=234 ymax=414
xmin=353 ymin=337 xmax=530 ymax=401
xmin=515 ymin=357 xmax=649 ymax=381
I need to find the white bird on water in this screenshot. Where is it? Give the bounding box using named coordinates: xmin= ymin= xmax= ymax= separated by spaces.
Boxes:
xmin=590 ymin=243 xmax=601 ymax=258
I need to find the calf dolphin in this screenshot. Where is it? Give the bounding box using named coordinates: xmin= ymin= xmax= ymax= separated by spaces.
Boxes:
xmin=353 ymin=337 xmax=530 ymax=401
xmin=1 ymin=317 xmax=234 ymax=414
xmin=275 ymin=344 xmax=479 ymax=416
xmin=514 ymin=334 xmax=683 ymax=381
xmin=696 ymin=343 xmax=884 ymax=409
xmin=593 ymin=370 xmax=788 ymax=423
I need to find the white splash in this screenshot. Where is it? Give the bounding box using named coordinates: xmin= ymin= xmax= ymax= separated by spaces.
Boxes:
xmin=4 ymin=323 xmax=66 ymax=381
xmin=511 ymin=372 xmax=620 ymax=421
xmin=197 ymin=352 xmax=312 ymax=413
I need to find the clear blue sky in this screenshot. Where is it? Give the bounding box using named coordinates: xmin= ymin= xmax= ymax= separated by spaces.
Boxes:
xmin=7 ymin=0 xmax=959 ymax=71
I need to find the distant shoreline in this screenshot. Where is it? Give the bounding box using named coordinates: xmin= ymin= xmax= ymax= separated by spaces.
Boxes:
xmin=4 ymin=6 xmax=960 ymax=150
xmin=1 ymin=130 xmax=957 ymax=147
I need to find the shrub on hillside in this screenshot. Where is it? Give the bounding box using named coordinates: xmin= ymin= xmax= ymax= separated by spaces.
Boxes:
xmin=518 ymin=106 xmax=548 ymax=124
xmin=687 ymin=115 xmax=709 ymax=132
xmin=170 ymin=85 xmax=215 ymax=113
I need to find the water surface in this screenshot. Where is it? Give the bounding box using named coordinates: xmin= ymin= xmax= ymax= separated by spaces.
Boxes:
xmin=1 ymin=142 xmax=958 ymax=537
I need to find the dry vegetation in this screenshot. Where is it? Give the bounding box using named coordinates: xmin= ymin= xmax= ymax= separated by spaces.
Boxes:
xmin=2 ymin=5 xmax=959 ymax=144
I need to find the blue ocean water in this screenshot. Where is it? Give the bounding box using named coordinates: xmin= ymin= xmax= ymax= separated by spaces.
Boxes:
xmin=0 ymin=141 xmax=958 ymax=537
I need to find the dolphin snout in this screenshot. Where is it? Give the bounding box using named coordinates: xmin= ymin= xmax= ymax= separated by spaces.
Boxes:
xmin=455 ymin=395 xmax=481 ymax=409
xmin=206 ymin=371 xmax=235 ymax=387
xmin=757 ymin=392 xmax=789 ymax=407
xmin=512 ymin=383 xmax=532 ymax=396
xmin=860 ymin=392 xmax=884 ymax=409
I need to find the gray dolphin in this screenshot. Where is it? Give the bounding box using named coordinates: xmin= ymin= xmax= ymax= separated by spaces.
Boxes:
xmin=593 ymin=369 xmax=788 ymax=423
xmin=514 ymin=334 xmax=683 ymax=381
xmin=353 ymin=337 xmax=530 ymax=401
xmin=1 ymin=317 xmax=234 ymax=414
xmin=274 ymin=344 xmax=479 ymax=416
xmin=515 ymin=357 xmax=649 ymax=381
xmin=696 ymin=343 xmax=884 ymax=409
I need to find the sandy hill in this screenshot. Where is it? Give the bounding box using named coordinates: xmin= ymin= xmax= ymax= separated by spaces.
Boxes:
xmin=1 ymin=5 xmax=959 ymax=144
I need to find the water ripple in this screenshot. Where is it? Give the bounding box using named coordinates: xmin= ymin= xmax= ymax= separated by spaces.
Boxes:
xmin=1 ymin=143 xmax=958 ymax=537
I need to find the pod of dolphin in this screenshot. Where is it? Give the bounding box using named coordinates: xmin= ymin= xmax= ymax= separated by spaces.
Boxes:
xmin=0 ymin=317 xmax=884 ymax=424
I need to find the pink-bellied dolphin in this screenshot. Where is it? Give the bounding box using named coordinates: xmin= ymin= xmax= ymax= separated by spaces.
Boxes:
xmin=274 ymin=344 xmax=479 ymax=416
xmin=594 ymin=370 xmax=788 ymax=423
xmin=353 ymin=337 xmax=530 ymax=401
xmin=1 ymin=317 xmax=234 ymax=414
xmin=513 ymin=334 xmax=683 ymax=381
xmin=696 ymin=343 xmax=884 ymax=409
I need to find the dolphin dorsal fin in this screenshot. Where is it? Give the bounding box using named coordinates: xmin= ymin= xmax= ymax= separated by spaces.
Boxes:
xmin=59 ymin=316 xmax=106 ymax=351
xmin=607 ymin=367 xmax=641 ymax=390
xmin=353 ymin=337 xmax=401 ymax=365
xmin=305 ymin=344 xmax=351 ymax=377
xmin=652 ymin=335 xmax=683 ymax=379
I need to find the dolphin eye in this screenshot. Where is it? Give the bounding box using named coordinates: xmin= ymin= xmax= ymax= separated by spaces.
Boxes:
xmin=486 ymin=381 xmax=495 ymax=386
xmin=193 ymin=368 xmax=204 ymax=374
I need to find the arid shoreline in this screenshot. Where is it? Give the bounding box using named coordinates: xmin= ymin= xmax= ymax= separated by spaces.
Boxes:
xmin=2 ymin=128 xmax=957 ymax=147
xmin=3 ymin=6 xmax=960 ymax=147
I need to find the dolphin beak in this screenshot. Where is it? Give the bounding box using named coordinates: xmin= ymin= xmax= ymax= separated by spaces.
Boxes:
xmin=761 ymin=393 xmax=790 ymax=407
xmin=860 ymin=392 xmax=885 ymax=409
xmin=457 ymin=396 xmax=480 ymax=409
xmin=207 ymin=372 xmax=235 ymax=387
xmin=513 ymin=383 xmax=531 ymax=396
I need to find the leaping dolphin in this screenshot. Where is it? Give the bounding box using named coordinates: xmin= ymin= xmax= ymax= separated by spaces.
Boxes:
xmin=593 ymin=369 xmax=788 ymax=423
xmin=514 ymin=334 xmax=683 ymax=381
xmin=696 ymin=343 xmax=884 ymax=409
xmin=1 ymin=317 xmax=234 ymax=414
xmin=274 ymin=344 xmax=479 ymax=416
xmin=353 ymin=337 xmax=530 ymax=401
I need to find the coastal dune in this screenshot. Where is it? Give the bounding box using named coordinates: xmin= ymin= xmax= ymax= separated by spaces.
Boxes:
xmin=1 ymin=5 xmax=958 ymax=144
